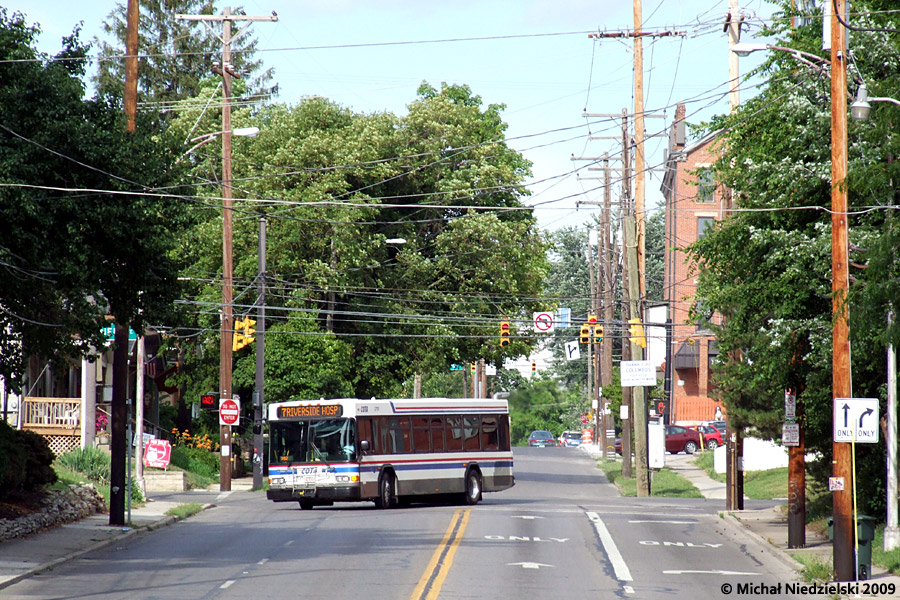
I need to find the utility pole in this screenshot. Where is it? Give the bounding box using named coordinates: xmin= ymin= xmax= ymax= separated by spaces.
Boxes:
xmin=886 ymin=309 xmax=899 ymax=550
xmin=601 ymin=155 xmax=615 ymax=458
xmin=725 ymin=0 xmax=746 ymax=514
xmin=252 ymin=217 xmax=266 ymax=491
xmin=110 ymin=0 xmax=140 ymax=527
xmin=633 ymin=0 xmax=647 ymax=301
xmin=177 ymin=7 xmax=277 ymax=493
xmin=830 ymin=0 xmax=854 ymax=582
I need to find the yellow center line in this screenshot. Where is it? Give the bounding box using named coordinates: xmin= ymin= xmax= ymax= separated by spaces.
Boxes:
xmin=410 ymin=508 xmax=471 ymax=600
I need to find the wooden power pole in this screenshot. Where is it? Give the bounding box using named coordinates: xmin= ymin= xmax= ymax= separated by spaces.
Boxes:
xmin=177 ymin=7 xmax=277 ymax=492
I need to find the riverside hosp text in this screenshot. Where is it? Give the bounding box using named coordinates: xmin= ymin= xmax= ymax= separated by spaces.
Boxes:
xmin=722 ymin=581 xmax=895 ymax=596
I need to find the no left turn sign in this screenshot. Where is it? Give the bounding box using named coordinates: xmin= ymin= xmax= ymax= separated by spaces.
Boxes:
xmin=533 ymin=312 xmax=555 ymax=333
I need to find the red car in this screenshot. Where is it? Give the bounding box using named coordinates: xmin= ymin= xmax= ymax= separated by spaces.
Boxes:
xmin=692 ymin=425 xmax=724 ymax=450
xmin=664 ymin=425 xmax=702 ymax=454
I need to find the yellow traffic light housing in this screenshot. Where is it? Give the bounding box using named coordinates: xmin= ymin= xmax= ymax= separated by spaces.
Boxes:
xmin=587 ymin=314 xmax=598 ymax=324
xmin=500 ymin=320 xmax=510 ymax=347
xmin=628 ymin=318 xmax=646 ymax=348
xmin=580 ymin=324 xmax=591 ymax=344
xmin=233 ymin=317 xmax=257 ymax=351
xmin=593 ymin=325 xmax=603 ymax=344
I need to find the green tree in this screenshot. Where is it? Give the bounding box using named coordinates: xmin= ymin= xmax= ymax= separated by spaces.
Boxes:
xmin=167 ymin=83 xmax=549 ymax=405
xmin=687 ymin=0 xmax=899 ymax=514
xmin=93 ymin=0 xmax=275 ymax=115
xmin=0 ymin=9 xmax=190 ymax=386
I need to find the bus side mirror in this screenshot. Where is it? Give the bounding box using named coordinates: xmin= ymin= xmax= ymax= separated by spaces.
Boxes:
xmin=360 ymin=440 xmax=370 ymax=453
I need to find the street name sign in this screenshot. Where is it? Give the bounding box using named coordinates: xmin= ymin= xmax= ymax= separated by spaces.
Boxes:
xmin=833 ymin=397 xmax=879 ymax=443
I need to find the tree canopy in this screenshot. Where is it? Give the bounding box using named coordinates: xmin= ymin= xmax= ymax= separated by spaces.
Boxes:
xmin=165 ymin=82 xmax=550 ymax=404
xmin=688 ymin=0 xmax=900 ymax=513
xmin=0 ymin=9 xmax=190 ymax=386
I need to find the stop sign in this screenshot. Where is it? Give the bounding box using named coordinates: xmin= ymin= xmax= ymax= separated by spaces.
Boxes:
xmin=219 ymin=398 xmax=240 ymax=426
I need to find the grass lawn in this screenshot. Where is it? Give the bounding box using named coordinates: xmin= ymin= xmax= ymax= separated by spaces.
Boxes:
xmin=692 ymin=451 xmax=789 ymax=499
xmin=599 ymin=459 xmax=702 ymax=498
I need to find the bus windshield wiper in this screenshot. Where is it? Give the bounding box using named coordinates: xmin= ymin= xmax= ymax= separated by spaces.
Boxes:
xmin=310 ymin=440 xmax=332 ymax=469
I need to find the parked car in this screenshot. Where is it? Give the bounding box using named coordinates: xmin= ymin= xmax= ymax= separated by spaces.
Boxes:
xmin=561 ymin=431 xmax=583 ymax=447
xmin=528 ymin=430 xmax=557 ymax=447
xmin=664 ymin=425 xmax=702 ymax=454
xmin=692 ymin=425 xmax=724 ymax=450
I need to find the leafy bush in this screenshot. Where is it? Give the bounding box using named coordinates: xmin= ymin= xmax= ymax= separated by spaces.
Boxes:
xmin=58 ymin=446 xmax=112 ymax=485
xmin=17 ymin=429 xmax=59 ymax=490
xmin=171 ymin=445 xmax=218 ymax=479
xmin=0 ymin=421 xmax=27 ymax=499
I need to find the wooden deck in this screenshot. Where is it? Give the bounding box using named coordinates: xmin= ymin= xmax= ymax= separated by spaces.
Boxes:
xmin=21 ymin=396 xmax=82 ymax=454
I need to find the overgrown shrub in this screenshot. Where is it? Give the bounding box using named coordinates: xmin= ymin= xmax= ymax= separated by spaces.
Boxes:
xmin=171 ymin=445 xmax=219 ymax=479
xmin=58 ymin=446 xmax=112 ymax=485
xmin=0 ymin=421 xmax=26 ymax=499
xmin=17 ymin=429 xmax=58 ymax=490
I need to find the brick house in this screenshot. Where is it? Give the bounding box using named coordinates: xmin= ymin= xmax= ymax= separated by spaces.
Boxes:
xmin=659 ymin=102 xmax=727 ymax=425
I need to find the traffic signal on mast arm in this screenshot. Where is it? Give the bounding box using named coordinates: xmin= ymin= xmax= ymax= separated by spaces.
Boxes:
xmin=531 ymin=361 xmax=536 ymax=375
xmin=593 ymin=324 xmax=603 ymax=344
xmin=500 ymin=320 xmax=510 ymax=347
xmin=627 ymin=318 xmax=647 ymax=348
xmin=580 ymin=324 xmax=591 ymax=344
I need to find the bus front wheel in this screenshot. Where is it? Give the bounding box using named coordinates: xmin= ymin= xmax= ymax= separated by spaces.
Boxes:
xmin=375 ymin=471 xmax=397 ymax=509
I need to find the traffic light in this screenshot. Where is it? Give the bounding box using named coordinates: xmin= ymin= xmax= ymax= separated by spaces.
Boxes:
xmin=500 ymin=320 xmax=510 ymax=347
xmin=628 ymin=318 xmax=647 ymax=348
xmin=233 ymin=317 xmax=257 ymax=351
xmin=593 ymin=324 xmax=603 ymax=344
xmin=580 ymin=324 xmax=591 ymax=344
xmin=200 ymin=393 xmax=217 ymax=410
xmin=531 ymin=361 xmax=536 ymax=375
xmin=587 ymin=314 xmax=598 ymax=324
xmin=471 ymin=362 xmax=476 ymax=374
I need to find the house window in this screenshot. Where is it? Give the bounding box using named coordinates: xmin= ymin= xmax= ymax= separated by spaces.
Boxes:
xmin=697 ymin=168 xmax=715 ymax=203
xmin=697 ymin=217 xmax=715 ymax=238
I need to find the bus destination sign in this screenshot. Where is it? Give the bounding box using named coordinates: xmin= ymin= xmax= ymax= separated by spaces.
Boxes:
xmin=276 ymin=404 xmax=343 ymax=420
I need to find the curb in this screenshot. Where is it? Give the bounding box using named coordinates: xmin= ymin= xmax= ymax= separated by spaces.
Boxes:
xmin=719 ymin=510 xmax=806 ymax=574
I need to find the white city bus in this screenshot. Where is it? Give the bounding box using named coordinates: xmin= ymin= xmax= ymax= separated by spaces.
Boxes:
xmin=266 ymin=397 xmax=514 ymax=509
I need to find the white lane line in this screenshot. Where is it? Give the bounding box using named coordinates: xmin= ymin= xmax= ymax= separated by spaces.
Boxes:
xmin=221 ymin=580 xmax=236 ymax=589
xmin=284 ymin=540 xmax=294 ymax=547
xmin=587 ymin=512 xmax=633 ymax=582
xmin=258 ymin=558 xmax=269 ymax=565
xmin=216 ymin=492 xmax=233 ymax=501
xmin=628 ymin=520 xmax=696 ymax=524
xmin=624 ymin=585 xmax=635 ymax=594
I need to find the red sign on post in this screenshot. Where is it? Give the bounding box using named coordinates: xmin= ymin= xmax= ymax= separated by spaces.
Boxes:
xmin=219 ymin=398 xmax=240 ymax=426
xmin=144 ymin=439 xmax=172 ymax=469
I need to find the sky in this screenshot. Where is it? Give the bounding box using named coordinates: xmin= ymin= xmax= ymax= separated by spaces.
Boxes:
xmin=25 ymin=0 xmax=778 ymax=233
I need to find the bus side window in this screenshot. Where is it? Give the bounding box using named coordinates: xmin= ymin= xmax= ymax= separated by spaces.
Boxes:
xmin=388 ymin=417 xmax=411 ymax=453
xmin=374 ymin=416 xmax=388 ymax=454
xmin=412 ymin=417 xmax=430 ymax=453
xmin=430 ymin=416 xmax=445 ymax=452
xmin=446 ymin=417 xmax=463 ymax=452
xmin=498 ymin=415 xmax=511 ymax=451
xmin=463 ymin=416 xmax=481 ymax=451
xmin=482 ymin=416 xmax=499 ymax=450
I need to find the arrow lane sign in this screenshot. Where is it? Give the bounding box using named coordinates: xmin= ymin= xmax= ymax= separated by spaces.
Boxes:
xmin=508 ymin=562 xmax=553 ymax=570
xmin=860 ymin=407 xmax=874 ymax=428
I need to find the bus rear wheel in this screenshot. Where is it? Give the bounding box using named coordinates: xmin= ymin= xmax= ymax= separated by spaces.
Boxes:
xmin=463 ymin=469 xmax=482 ymax=505
xmin=375 ymin=471 xmax=397 ymax=509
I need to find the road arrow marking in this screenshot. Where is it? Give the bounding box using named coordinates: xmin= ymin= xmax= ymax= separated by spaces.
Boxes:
xmin=508 ymin=562 xmax=553 ymax=569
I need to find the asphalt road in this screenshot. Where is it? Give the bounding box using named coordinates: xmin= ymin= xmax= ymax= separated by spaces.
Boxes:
xmin=2 ymin=447 xmax=817 ymax=600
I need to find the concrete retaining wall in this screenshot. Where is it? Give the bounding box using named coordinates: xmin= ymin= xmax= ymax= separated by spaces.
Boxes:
xmin=143 ymin=470 xmax=186 ymax=492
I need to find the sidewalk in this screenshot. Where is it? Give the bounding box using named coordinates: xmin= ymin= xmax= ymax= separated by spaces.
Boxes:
xmin=581 ymin=442 xmax=900 ymax=588
xmin=0 ymin=477 xmax=254 ymax=591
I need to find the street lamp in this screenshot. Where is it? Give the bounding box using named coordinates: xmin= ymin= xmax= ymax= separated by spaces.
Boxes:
xmin=850 ymin=84 xmax=900 ymax=121
xmin=178 ymin=127 xmax=260 ymax=162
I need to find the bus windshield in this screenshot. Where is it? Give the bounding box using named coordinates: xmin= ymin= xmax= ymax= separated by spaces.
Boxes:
xmin=270 ymin=419 xmax=356 ymax=466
